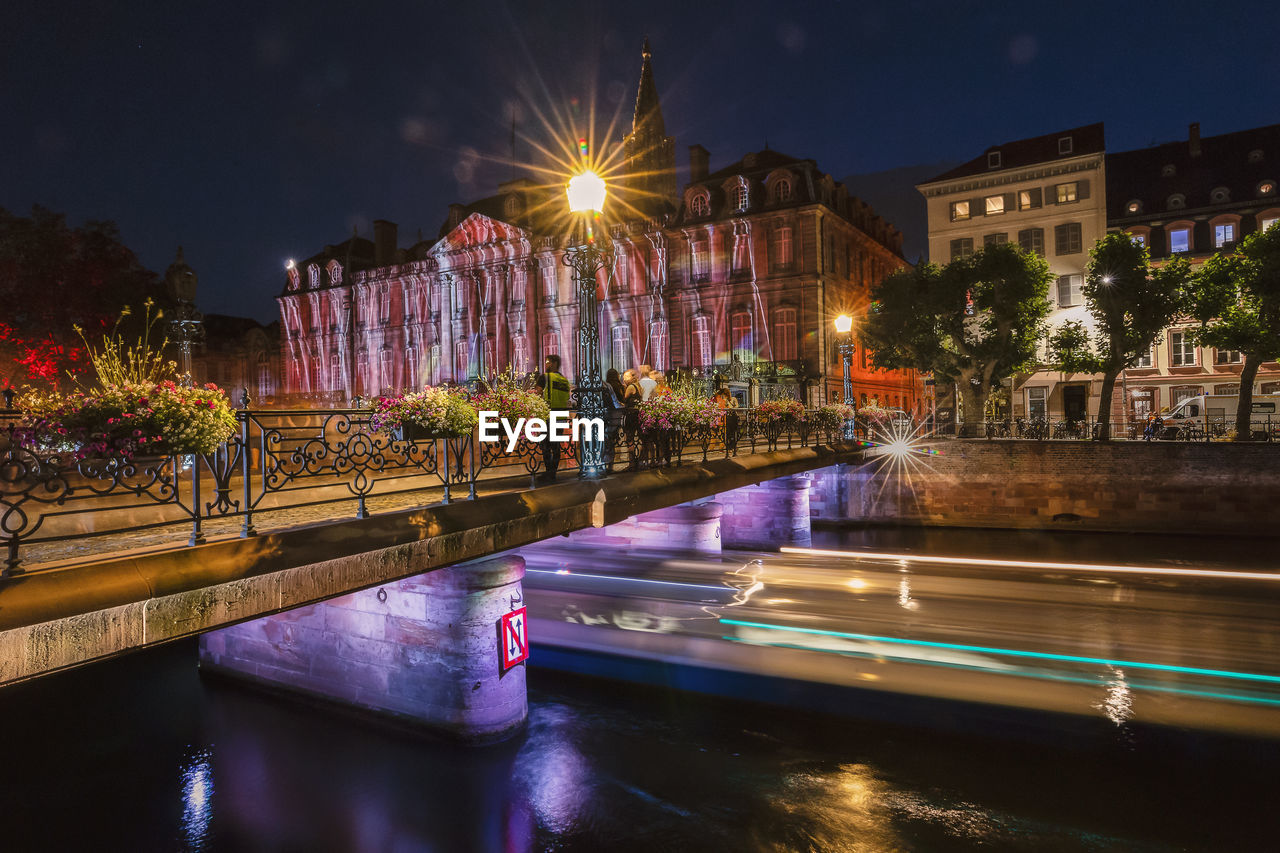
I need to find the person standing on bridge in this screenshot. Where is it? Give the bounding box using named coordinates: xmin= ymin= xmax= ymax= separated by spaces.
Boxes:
xmin=536 ymin=354 xmax=571 ymax=482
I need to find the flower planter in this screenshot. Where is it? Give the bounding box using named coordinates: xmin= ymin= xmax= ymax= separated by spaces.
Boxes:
xmin=393 ymin=423 xmax=441 ymax=442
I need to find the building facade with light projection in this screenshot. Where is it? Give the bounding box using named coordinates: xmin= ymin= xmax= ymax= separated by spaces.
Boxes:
xmin=277 ymin=43 xmax=918 ymax=412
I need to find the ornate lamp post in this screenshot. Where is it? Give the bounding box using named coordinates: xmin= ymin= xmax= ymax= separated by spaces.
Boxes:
xmin=563 ymin=169 xmax=611 ymax=479
xmin=834 ymin=314 xmax=856 ymax=439
xmin=165 ymin=247 xmax=205 ymax=387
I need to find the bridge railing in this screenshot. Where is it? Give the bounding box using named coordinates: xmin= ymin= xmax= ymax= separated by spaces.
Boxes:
xmin=0 ymin=407 xmax=850 ymax=576
xmin=922 ymin=416 xmax=1280 ymax=442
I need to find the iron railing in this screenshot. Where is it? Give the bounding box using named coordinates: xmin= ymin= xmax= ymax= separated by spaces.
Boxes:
xmin=922 ymin=416 xmax=1280 ymax=442
xmin=0 ymin=407 xmax=850 ymax=577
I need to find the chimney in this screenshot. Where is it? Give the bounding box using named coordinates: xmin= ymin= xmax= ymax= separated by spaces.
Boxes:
xmin=373 ymin=219 xmax=398 ymax=266
xmin=1189 ymin=122 xmax=1201 ymax=158
xmin=689 ymin=144 xmax=710 ymax=182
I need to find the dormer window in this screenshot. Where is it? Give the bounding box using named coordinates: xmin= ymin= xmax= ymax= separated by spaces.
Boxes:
xmin=1210 ymin=187 xmax=1230 ymax=204
xmin=1259 ymin=180 xmax=1277 ymax=197
xmin=987 ymin=151 xmax=1001 ymax=169
xmin=1249 ymin=149 xmax=1265 ymax=164
xmin=504 ymin=195 xmax=522 ymax=219
xmin=1162 ymin=164 xmax=1177 ymax=177
xmin=1126 ymin=199 xmax=1142 ymax=214
xmin=733 ymin=184 xmax=749 ymax=212
xmin=1058 ymin=136 xmax=1073 ymax=155
xmin=774 ymin=178 xmax=792 ymax=203
xmin=690 ymin=194 xmax=711 ymax=217
xmin=1167 ymin=193 xmax=1186 ymax=210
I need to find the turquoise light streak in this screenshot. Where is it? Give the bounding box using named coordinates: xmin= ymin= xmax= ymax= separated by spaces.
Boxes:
xmin=718 ymin=618 xmax=1280 ymax=685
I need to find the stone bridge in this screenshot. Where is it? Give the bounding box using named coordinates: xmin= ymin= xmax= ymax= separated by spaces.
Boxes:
xmin=0 ymin=443 xmax=859 ymax=742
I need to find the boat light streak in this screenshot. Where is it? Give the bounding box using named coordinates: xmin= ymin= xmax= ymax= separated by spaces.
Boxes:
xmin=718 ymin=617 xmax=1280 ymax=684
xmin=527 ymin=568 xmax=731 ymax=593
xmin=780 ymin=547 xmax=1280 ymax=583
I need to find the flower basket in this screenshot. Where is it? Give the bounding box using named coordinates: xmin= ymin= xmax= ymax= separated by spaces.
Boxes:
xmin=756 ymin=398 xmax=804 ymax=425
xmin=371 ymin=386 xmax=478 ymax=439
xmin=468 ymin=385 xmax=549 ymax=423
xmin=806 ymin=403 xmax=854 ymax=433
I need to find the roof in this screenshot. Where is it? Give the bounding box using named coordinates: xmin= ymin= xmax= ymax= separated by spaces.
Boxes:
xmin=923 ymin=123 xmax=1105 ymax=184
xmin=1106 ymin=123 xmax=1280 ymax=220
xmin=702 ymin=149 xmax=811 ymax=184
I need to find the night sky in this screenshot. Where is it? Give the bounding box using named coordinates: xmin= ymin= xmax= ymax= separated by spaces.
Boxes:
xmin=5 ymin=1 xmax=1277 ymax=322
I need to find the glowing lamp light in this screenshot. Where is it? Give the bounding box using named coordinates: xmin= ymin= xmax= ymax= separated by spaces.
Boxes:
xmin=567 ymin=170 xmax=607 ymax=214
xmin=286 ymin=259 xmax=296 ymax=269
xmin=834 ymin=314 xmax=853 ymax=334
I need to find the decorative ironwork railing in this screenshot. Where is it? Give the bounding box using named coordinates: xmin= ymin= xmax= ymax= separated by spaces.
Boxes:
xmin=0 ymin=407 xmax=852 ymax=577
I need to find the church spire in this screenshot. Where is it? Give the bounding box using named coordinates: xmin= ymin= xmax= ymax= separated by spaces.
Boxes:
xmin=623 ymin=38 xmax=677 ymax=215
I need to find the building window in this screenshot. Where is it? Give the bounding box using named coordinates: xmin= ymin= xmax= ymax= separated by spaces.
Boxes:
xmin=733 ymin=184 xmax=749 ymax=212
xmin=1170 ymin=331 xmax=1197 ymax=367
xmin=692 ymin=315 xmax=712 ymax=368
xmin=504 ymin=195 xmax=521 ymax=219
xmin=987 ymin=151 xmax=1001 ymax=169
xmin=1130 ymin=388 xmax=1154 ymax=419
xmin=950 ymin=200 xmax=970 ymax=221
xmin=773 ymin=226 xmax=794 ymax=267
xmin=1018 ymin=189 xmax=1042 ymax=211
xmin=730 ymin=311 xmax=753 ymax=363
xmin=1058 ymin=136 xmax=1074 ymax=155
xmin=1214 ymin=383 xmax=1241 ymax=396
xmin=1262 ymin=217 xmax=1279 ymax=233
xmin=1056 ymin=182 xmax=1078 ymax=203
xmin=774 ymin=179 xmax=792 ymax=203
xmin=984 ymin=232 xmax=1008 ymax=248
xmin=1215 ymin=348 xmax=1242 ymax=365
xmin=510 ymin=334 xmax=529 ymax=375
xmin=1054 ymin=223 xmax=1082 ymax=255
xmin=542 ymin=331 xmax=559 ymax=359
xmin=774 ymin=308 xmax=797 ymax=361
xmin=648 ymin=321 xmax=668 ymax=371
xmin=691 ymin=240 xmax=709 ymax=280
xmin=1056 ymin=274 xmax=1083 ymax=307
xmin=1171 ymin=385 xmax=1201 ymax=406
xmin=1214 ymin=223 xmax=1236 ymax=247
xmin=1132 ymin=348 xmax=1153 ymax=368
xmin=405 ymin=345 xmax=418 ymax=389
xmin=690 ymin=194 xmax=710 ymax=216
xmin=985 ymin=195 xmax=1005 ymax=216
xmin=1169 ymin=228 xmax=1191 ymax=254
xmin=1027 ymin=387 xmax=1046 ymax=420
xmin=1162 ymin=164 xmax=1177 ymax=177
xmin=1018 ymin=228 xmax=1045 ymax=256
xmin=454 ymin=340 xmax=470 ymax=380
xmin=1259 ymin=180 xmax=1277 ymax=197
xmin=611 ymin=324 xmax=632 ymax=373
xmin=257 ymin=356 xmax=272 ymax=398
xmin=950 ymin=238 xmax=974 ymax=261
xmin=482 ymin=337 xmax=496 ymax=380
xmin=1210 ymin=187 xmax=1230 ymax=204
xmin=1129 ymin=232 xmax=1146 ymax=247
xmin=1167 ymin=194 xmax=1186 ymax=210
xmin=1126 ymin=200 xmax=1142 ymax=215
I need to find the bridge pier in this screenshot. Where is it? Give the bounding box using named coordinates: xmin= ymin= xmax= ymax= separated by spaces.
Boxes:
xmin=716 ymin=473 xmax=812 ymax=550
xmin=198 ymin=554 xmax=528 ymax=743
xmin=564 ymin=501 xmax=724 ymax=552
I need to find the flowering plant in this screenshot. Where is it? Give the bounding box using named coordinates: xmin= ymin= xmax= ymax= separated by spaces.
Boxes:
xmin=17 ymin=301 xmax=237 ymax=458
xmin=755 ymin=397 xmax=804 ymax=424
xmin=468 ymin=375 xmax=549 ymax=423
xmin=637 ymin=392 xmax=720 ymax=431
xmin=806 ymin=403 xmax=854 ymax=432
xmin=857 ymin=404 xmax=891 ymax=423
xmin=370 ymin=386 xmax=478 ymax=438
xmin=19 ymin=381 xmax=236 ymax=458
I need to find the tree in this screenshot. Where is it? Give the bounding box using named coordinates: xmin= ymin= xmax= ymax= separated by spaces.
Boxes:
xmin=0 ymin=206 xmax=161 ymax=391
xmin=1047 ymin=233 xmax=1188 ymax=439
xmin=861 ymin=243 xmax=1053 ymax=434
xmin=1187 ymin=224 xmax=1280 ymax=440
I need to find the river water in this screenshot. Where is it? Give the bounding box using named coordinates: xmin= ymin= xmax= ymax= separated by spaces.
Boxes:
xmin=3 ymin=527 xmax=1278 ymax=852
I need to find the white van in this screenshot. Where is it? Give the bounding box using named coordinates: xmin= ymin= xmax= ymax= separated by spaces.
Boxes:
xmin=1161 ymin=394 xmax=1280 ymax=439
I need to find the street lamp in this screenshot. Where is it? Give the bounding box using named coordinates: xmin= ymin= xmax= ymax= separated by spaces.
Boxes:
xmin=834 ymin=314 xmax=855 ymax=439
xmin=165 ymin=247 xmax=204 ymax=387
xmin=563 ymin=169 xmax=611 ymax=479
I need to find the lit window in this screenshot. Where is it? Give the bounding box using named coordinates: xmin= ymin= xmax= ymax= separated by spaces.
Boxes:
xmin=1214 ymin=223 xmax=1236 ymax=247
xmin=1130 ymin=232 xmax=1146 ymax=247
xmin=1056 ymin=182 xmax=1078 ymax=203
xmin=1170 ymin=331 xmax=1196 ymax=367
xmin=950 ymin=200 xmax=970 ymax=221
xmin=774 ymin=179 xmax=792 ymax=203
xmin=730 ymin=312 xmax=753 ymax=362
xmin=1056 ymin=274 xmax=1083 ymax=307
xmin=1262 ymin=217 xmax=1279 ymax=233
xmin=1259 ymin=181 xmax=1277 ymax=197
xmin=988 ymin=151 xmax=1002 ymax=169
xmin=542 ymin=331 xmax=559 ymax=358
xmin=1215 ymin=349 xmax=1242 ymax=365
xmin=691 ymin=240 xmax=709 ymax=279
xmin=734 ymin=184 xmax=749 ymax=212
xmin=950 ymin=238 xmax=974 ymax=260
xmin=774 ymin=309 xmax=797 ymax=361
xmin=773 ymin=226 xmax=793 ymax=266
xmin=454 ymin=340 xmax=470 ymax=380
xmin=692 ymin=315 xmax=712 ymax=367
xmin=691 ymin=194 xmax=710 ymax=216
xmin=1018 ymin=189 xmax=1041 ymax=210
xmin=1126 ymin=200 xmax=1142 ymax=214
xmin=1054 ymin=223 xmax=1082 ymax=255
xmin=1170 ymin=228 xmax=1191 ymax=254
xmin=648 ymin=321 xmax=668 ymax=371
xmin=511 ymin=334 xmax=529 ymax=375
xmin=611 ymin=324 xmax=632 ymax=373
xmin=983 ymin=233 xmax=1008 ymax=247
xmin=1018 ymin=228 xmax=1044 ymax=256
xmin=1058 ymin=136 xmax=1073 ymax=155
xmin=985 ymin=195 xmax=1005 ymax=215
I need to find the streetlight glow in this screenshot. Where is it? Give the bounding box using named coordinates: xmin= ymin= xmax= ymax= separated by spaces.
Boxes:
xmin=567 ymin=170 xmax=607 ymax=213
xmin=834 ymin=314 xmax=853 ymax=334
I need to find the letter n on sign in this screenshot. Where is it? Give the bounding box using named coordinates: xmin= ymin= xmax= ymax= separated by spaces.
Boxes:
xmin=500 ymin=607 xmax=529 ymax=671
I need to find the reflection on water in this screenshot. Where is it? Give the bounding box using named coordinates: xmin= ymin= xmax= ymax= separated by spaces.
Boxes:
xmin=179 ymin=748 xmax=215 ymax=850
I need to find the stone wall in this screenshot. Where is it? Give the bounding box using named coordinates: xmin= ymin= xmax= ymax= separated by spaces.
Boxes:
xmin=810 ymin=441 xmax=1280 ymax=535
